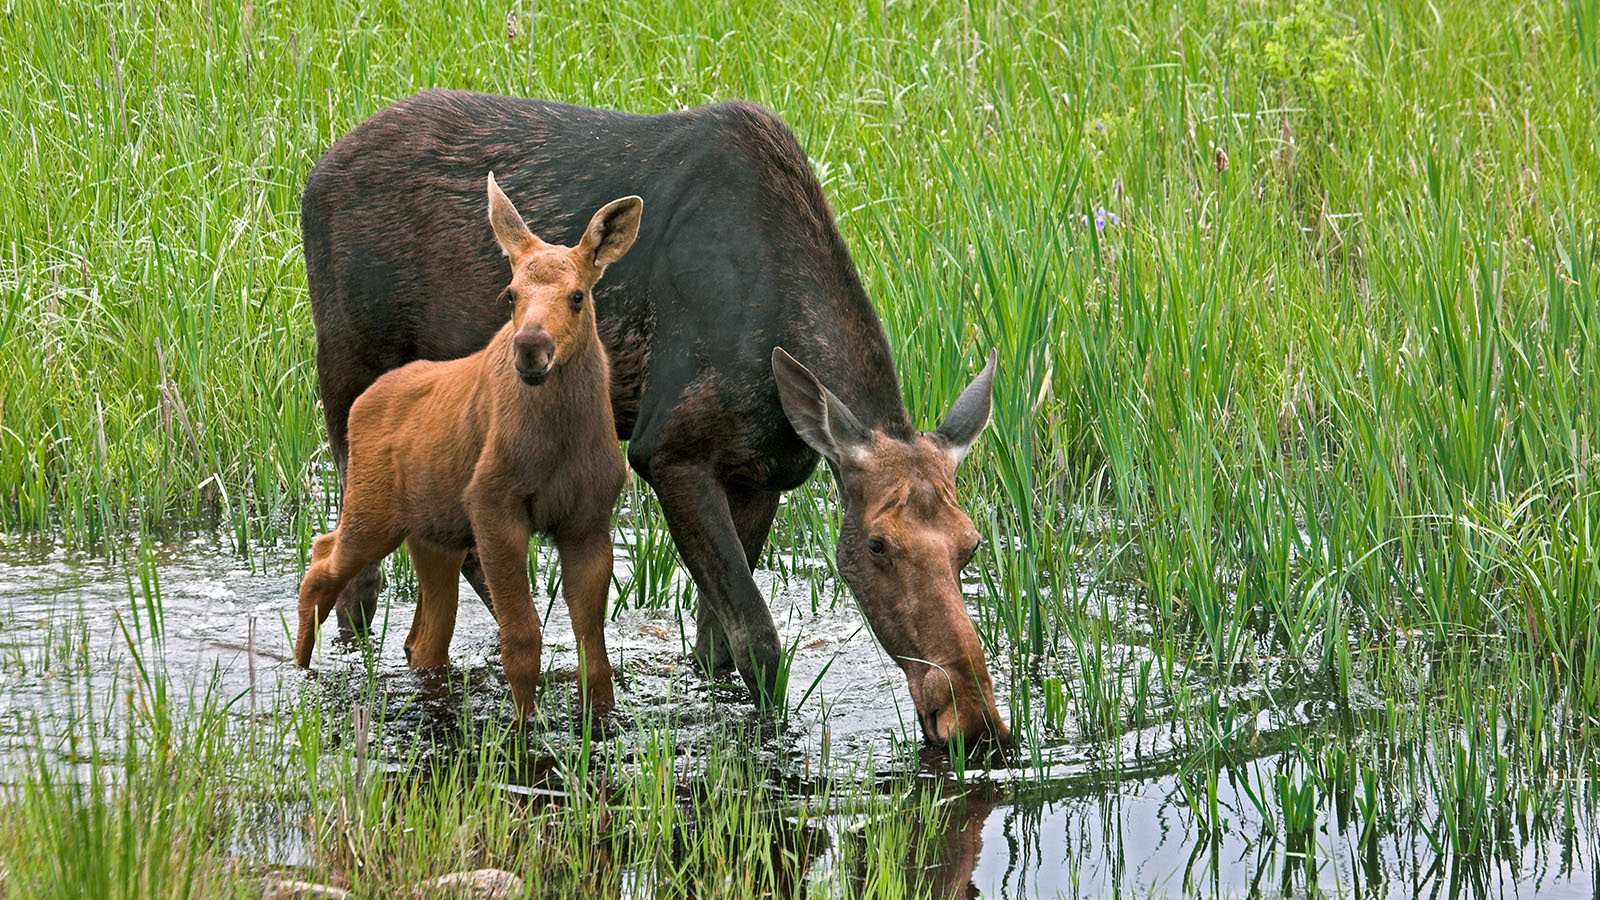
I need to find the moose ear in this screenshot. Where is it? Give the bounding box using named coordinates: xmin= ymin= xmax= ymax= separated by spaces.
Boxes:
xmin=933 ymin=351 xmax=997 ymax=467
xmin=772 ymin=347 xmax=870 ymax=468
xmin=487 ymin=172 xmax=536 ymax=260
xmin=579 ymin=195 xmax=643 ymax=269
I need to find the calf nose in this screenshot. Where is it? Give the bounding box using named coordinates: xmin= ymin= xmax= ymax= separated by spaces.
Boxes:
xmin=513 ymin=328 xmax=555 ymax=385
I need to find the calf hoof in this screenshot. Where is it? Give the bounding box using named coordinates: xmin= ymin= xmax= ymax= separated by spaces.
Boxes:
xmin=504 ymin=662 xmax=543 ymax=721
xmin=294 ymin=620 xmax=317 ymax=668
xmin=580 ymin=677 xmax=615 ymax=713
xmin=510 ymin=692 xmax=540 ymax=723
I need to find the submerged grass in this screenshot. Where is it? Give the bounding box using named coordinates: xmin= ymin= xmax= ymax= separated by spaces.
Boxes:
xmin=1 ymin=0 xmax=1598 ymax=895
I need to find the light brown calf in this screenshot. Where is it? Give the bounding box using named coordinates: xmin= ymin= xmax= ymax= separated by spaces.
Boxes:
xmin=294 ymin=174 xmax=639 ymax=715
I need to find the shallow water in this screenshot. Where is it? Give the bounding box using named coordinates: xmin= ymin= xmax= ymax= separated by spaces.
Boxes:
xmin=0 ymin=532 xmax=1595 ymax=898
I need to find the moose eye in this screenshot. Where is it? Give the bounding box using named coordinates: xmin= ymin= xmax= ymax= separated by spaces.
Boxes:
xmin=568 ymin=290 xmax=585 ymax=311
xmin=497 ymin=288 xmax=513 ymax=307
xmin=866 ymin=537 xmax=888 ymax=557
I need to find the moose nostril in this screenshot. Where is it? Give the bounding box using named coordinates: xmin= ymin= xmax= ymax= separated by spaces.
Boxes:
xmin=515 ymin=332 xmax=551 ymax=353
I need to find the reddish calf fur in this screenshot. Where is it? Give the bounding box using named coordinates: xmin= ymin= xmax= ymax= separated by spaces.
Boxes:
xmin=294 ymin=175 xmax=639 ymax=715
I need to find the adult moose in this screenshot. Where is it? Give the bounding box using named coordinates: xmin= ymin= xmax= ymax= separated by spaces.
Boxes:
xmin=302 ymin=90 xmax=1009 ymax=746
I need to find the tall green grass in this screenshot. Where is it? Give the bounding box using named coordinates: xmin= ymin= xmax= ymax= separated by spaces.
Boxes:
xmin=1 ymin=0 xmax=1599 ymax=879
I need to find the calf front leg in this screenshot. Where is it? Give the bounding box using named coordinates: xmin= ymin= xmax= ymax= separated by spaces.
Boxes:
xmin=557 ymin=526 xmax=616 ymax=711
xmin=469 ymin=505 xmax=542 ymax=718
xmin=404 ymin=539 xmax=465 ymax=669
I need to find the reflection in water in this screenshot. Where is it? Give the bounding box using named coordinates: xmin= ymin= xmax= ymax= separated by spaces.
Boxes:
xmin=909 ymin=784 xmax=997 ymax=900
xmin=856 ymin=758 xmax=1600 ymax=900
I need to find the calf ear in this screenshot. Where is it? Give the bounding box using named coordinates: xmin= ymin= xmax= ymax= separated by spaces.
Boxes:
xmin=579 ymin=195 xmax=644 ymax=269
xmin=933 ymin=351 xmax=997 ymax=467
xmin=772 ymin=347 xmax=870 ymax=468
xmin=487 ymin=172 xmax=536 ymax=259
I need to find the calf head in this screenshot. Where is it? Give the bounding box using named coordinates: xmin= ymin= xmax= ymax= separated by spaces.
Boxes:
xmin=486 ymin=172 xmax=642 ymax=385
xmin=772 ymin=348 xmax=1010 ymax=748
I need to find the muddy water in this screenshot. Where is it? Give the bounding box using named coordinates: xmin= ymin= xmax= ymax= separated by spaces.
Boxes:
xmin=0 ymin=533 xmax=1595 ymax=898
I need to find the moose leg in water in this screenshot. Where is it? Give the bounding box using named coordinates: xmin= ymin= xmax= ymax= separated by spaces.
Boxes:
xmin=695 ymin=487 xmax=781 ymax=675
xmin=641 ymin=458 xmax=783 ymax=705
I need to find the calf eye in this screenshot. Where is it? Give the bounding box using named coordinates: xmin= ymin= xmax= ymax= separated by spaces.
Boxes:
xmin=866 ymin=537 xmax=887 ymax=556
xmin=569 ymin=290 xmax=585 ymax=311
xmin=497 ymin=288 xmax=513 ymax=306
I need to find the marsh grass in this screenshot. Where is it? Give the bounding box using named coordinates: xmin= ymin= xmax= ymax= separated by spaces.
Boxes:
xmin=0 ymin=665 xmax=953 ymax=900
xmin=2 ymin=0 xmax=1599 ymax=893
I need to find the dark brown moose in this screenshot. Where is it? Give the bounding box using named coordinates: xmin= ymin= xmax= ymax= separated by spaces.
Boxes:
xmin=301 ymin=91 xmax=1008 ymax=746
xmin=295 ymin=174 xmax=639 ymax=715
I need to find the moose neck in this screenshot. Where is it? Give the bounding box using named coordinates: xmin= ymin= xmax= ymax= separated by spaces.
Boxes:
xmin=795 ymin=260 xmax=915 ymax=441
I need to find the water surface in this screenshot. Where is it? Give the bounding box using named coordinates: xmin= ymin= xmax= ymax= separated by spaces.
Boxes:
xmin=0 ymin=533 xmax=1593 ymax=898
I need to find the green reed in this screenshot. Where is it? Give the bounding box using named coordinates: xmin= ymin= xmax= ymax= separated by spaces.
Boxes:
xmin=2 ymin=0 xmax=1599 ymax=887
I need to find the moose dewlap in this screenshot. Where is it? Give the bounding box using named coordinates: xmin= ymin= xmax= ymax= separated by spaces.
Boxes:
xmin=294 ymin=174 xmax=640 ymax=715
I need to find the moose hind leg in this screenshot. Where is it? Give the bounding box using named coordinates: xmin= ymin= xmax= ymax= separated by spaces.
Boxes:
xmin=460 ymin=548 xmax=495 ymax=614
xmin=334 ymin=564 xmax=383 ymax=636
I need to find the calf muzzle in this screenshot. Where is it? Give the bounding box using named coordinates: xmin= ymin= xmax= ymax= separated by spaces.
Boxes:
xmin=513 ymin=328 xmax=555 ymax=385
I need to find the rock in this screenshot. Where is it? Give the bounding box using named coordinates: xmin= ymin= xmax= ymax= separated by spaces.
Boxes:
xmin=412 ymin=868 xmax=526 ymax=899
xmin=260 ymin=879 xmax=351 ymax=900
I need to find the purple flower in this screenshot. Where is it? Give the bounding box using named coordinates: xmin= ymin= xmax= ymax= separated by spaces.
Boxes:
xmin=1083 ymin=206 xmax=1120 ymax=231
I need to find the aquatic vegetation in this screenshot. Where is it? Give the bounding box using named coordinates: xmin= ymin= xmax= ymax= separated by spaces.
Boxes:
xmin=1 ymin=0 xmax=1598 ymax=894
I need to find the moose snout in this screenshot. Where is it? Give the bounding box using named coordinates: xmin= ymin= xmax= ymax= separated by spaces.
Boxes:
xmin=513 ymin=327 xmax=555 ymax=385
xmin=916 ymin=657 xmax=1012 ymax=749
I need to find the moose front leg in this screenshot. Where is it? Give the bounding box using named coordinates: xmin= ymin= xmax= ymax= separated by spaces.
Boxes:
xmin=469 ymin=505 xmax=543 ymax=718
xmin=645 ymin=460 xmax=783 ymax=708
xmin=695 ymin=486 xmax=782 ymax=675
xmin=557 ymin=527 xmax=616 ymax=711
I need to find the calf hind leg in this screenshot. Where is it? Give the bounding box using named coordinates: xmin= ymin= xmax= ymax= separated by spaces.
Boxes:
xmin=405 ymin=540 xmax=466 ymax=669
xmin=321 ymin=360 xmax=389 ymax=638
xmin=296 ymin=526 xmax=403 ymax=667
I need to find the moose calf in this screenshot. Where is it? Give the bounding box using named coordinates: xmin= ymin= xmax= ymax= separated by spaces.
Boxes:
xmin=294 ymin=173 xmax=638 ymax=715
